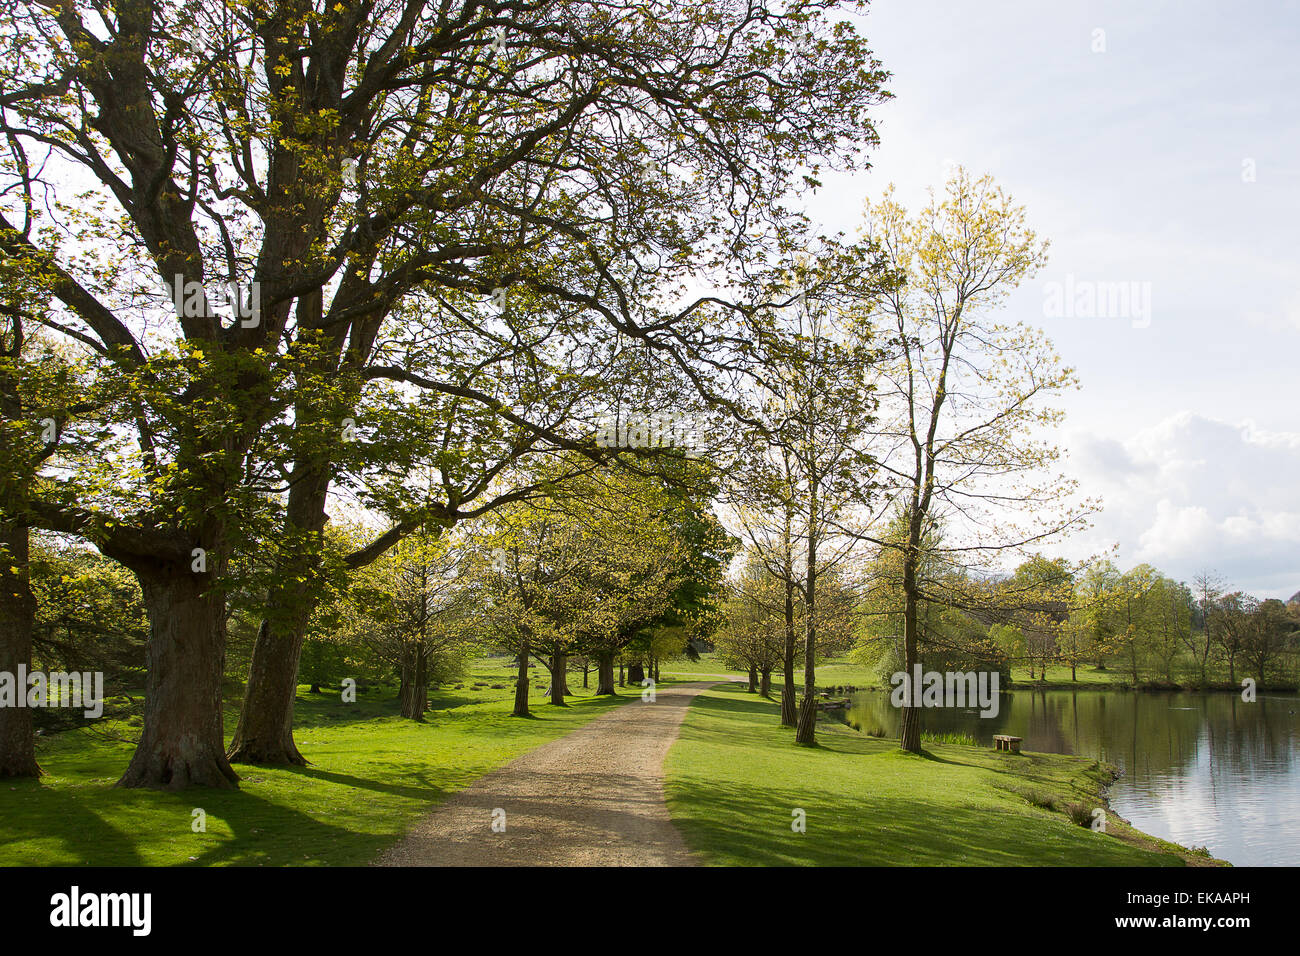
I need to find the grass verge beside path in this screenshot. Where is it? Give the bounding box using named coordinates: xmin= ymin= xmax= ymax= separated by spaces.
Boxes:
xmin=0 ymin=660 xmax=638 ymax=866
xmin=664 ymin=684 xmax=1222 ymax=867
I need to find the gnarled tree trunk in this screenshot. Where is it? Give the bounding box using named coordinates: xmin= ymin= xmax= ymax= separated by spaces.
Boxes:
xmin=118 ymin=567 xmax=238 ymax=790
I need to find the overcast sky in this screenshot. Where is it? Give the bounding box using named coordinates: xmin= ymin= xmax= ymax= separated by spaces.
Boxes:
xmin=801 ymin=0 xmax=1300 ymax=598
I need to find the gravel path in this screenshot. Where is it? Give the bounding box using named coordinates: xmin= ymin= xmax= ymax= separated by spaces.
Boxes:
xmin=374 ymin=681 xmax=717 ymax=867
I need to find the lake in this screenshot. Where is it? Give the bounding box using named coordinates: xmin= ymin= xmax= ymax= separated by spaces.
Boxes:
xmin=844 ymin=687 xmax=1300 ymax=866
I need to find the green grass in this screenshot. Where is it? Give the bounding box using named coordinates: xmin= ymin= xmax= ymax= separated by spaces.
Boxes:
xmin=1009 ymin=664 xmax=1122 ymax=687
xmin=0 ymin=658 xmax=636 ymax=866
xmin=660 ymin=653 xmax=876 ymax=688
xmin=663 ymin=684 xmax=1210 ymax=867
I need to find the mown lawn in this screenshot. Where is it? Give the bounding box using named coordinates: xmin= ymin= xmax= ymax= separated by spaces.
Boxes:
xmin=660 ymin=653 xmax=877 ymax=688
xmin=663 ymin=684 xmax=1214 ymax=867
xmin=0 ymin=659 xmax=636 ymax=866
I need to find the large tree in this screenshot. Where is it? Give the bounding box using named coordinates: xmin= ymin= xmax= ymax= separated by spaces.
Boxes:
xmin=856 ymin=168 xmax=1088 ymax=754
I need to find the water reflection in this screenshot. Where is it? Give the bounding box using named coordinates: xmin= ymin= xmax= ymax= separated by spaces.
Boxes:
xmin=845 ymin=688 xmax=1300 ymax=866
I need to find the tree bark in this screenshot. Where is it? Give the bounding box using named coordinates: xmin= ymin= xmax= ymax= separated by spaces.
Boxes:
xmin=227 ymin=616 xmax=308 ymax=764
xmin=398 ymin=643 xmax=428 ymax=720
xmin=0 ymin=522 xmax=40 ymax=778
xmin=760 ymin=667 xmax=772 ymax=697
xmin=747 ymin=664 xmax=758 ymax=692
xmin=627 ymin=661 xmax=644 ymax=684
xmin=781 ymin=580 xmax=797 ymax=726
xmin=549 ymin=652 xmax=568 ymax=705
xmin=513 ymin=645 xmax=530 ymax=716
xmin=118 ymin=568 xmax=239 ymax=789
xmin=794 ymin=489 xmax=818 ymax=747
xmin=596 ymin=652 xmax=616 ymax=695
xmin=899 ymin=553 xmax=923 ymax=754
xmin=227 ymin=464 xmax=331 ymax=765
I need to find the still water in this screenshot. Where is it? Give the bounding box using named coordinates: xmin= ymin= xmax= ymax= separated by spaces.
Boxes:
xmin=845 ymin=688 xmax=1300 ymax=866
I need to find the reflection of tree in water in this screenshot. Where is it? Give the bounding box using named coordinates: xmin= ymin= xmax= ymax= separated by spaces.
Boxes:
xmin=846 ymin=688 xmax=1297 ymax=779
xmin=1023 ymin=689 xmax=1071 ymax=755
xmin=845 ymin=685 xmax=1300 ymax=865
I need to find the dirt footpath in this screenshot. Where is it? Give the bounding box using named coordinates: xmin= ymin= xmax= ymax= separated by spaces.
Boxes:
xmin=374 ymin=681 xmax=716 ymax=867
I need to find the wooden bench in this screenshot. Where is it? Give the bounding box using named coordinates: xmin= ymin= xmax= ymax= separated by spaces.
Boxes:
xmin=993 ymin=734 xmax=1023 ymax=753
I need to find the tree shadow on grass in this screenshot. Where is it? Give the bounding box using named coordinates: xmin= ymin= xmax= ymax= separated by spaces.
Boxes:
xmin=0 ymin=779 xmax=148 ymax=866
xmin=665 ymin=773 xmax=1176 ymax=868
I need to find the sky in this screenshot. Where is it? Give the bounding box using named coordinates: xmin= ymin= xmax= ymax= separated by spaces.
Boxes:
xmin=799 ymin=0 xmax=1300 ymax=598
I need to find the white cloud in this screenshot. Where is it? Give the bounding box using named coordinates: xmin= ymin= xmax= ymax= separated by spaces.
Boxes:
xmin=1063 ymin=412 xmax=1300 ymax=598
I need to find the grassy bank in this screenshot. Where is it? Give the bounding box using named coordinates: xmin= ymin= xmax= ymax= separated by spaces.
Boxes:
xmin=0 ymin=659 xmax=636 ymax=866
xmin=663 ymin=684 xmax=1222 ymax=866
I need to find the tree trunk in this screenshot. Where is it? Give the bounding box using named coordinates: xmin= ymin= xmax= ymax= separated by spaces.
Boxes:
xmin=0 ymin=522 xmax=40 ymax=778
xmin=398 ymin=644 xmax=428 ymax=720
xmin=549 ymin=652 xmax=567 ymax=705
xmin=899 ymin=555 xmax=922 ymax=754
xmin=627 ymin=661 xmax=644 ymax=684
xmin=226 ymin=616 xmax=308 ymax=765
xmin=795 ymin=694 xmax=818 ymax=743
xmin=596 ymin=652 xmax=616 ymax=695
xmin=760 ymin=667 xmax=772 ymax=697
xmin=747 ymin=664 xmax=758 ymax=692
xmin=227 ymin=464 xmax=331 ymax=765
xmin=794 ymin=492 xmax=818 ymax=747
xmin=618 ymin=662 xmax=625 ymax=686
xmin=118 ymin=568 xmax=239 ymax=789
xmin=582 ymin=660 xmax=589 ymax=688
xmin=781 ymin=580 xmax=797 ymax=726
xmin=513 ymin=646 xmax=530 ymax=717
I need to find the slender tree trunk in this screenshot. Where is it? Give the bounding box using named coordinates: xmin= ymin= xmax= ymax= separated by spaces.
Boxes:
xmin=227 ymin=466 xmax=331 ymax=765
xmin=781 ymin=580 xmax=797 ymax=727
xmin=618 ymin=662 xmax=625 ymax=686
xmin=795 ymin=494 xmax=819 ymax=747
xmin=899 ymin=554 xmax=922 ymax=754
xmin=549 ymin=652 xmax=568 ymax=705
xmin=0 ymin=522 xmax=40 ymax=778
xmin=596 ymin=652 xmax=616 ymax=695
xmin=512 ymin=645 xmax=530 ymax=717
xmin=118 ymin=567 xmax=239 ymax=789
xmin=582 ymin=660 xmax=589 ymax=688
xmin=747 ymin=664 xmax=757 ymax=692
xmin=760 ymin=667 xmax=772 ymax=697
